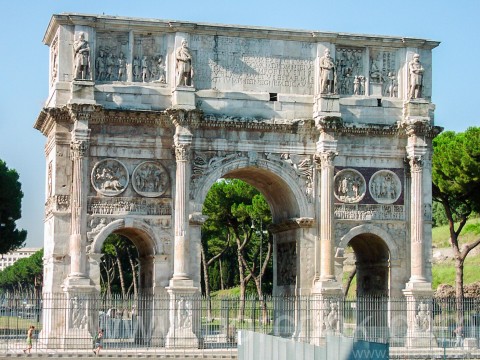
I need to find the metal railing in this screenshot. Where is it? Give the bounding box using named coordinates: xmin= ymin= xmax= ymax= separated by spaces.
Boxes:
xmin=0 ymin=293 xmax=479 ymax=357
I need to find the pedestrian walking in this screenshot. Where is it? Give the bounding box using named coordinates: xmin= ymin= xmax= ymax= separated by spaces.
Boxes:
xmin=23 ymin=325 xmax=35 ymax=354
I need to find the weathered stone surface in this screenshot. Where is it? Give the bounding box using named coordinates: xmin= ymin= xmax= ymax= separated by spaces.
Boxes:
xmin=35 ymin=14 xmax=441 ymax=347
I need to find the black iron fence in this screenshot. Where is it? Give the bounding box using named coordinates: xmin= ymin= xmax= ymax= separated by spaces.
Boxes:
xmin=0 ymin=293 xmax=479 ymax=357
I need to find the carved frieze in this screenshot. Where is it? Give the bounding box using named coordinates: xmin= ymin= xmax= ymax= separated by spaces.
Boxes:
xmin=132 ymin=161 xmax=170 ymax=197
xmin=334 ymin=204 xmax=405 ymax=221
xmin=91 ymin=159 xmax=129 ymax=196
xmin=45 ymin=195 xmax=71 ymax=217
xmin=277 ymin=242 xmax=296 ymax=286
xmin=369 ymin=170 xmax=402 ymax=204
xmin=87 ymin=196 xmax=171 ymax=216
xmin=334 ymin=169 xmax=366 ymax=203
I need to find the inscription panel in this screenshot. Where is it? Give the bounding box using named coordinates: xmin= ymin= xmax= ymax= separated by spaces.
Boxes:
xmin=191 ymin=35 xmax=315 ymax=94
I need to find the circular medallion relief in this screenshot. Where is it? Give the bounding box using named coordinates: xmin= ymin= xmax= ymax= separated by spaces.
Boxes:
xmin=91 ymin=159 xmax=129 ymax=197
xmin=369 ymin=170 xmax=402 ymax=204
xmin=132 ymin=161 xmax=170 ymax=197
xmin=334 ymin=169 xmax=366 ymax=203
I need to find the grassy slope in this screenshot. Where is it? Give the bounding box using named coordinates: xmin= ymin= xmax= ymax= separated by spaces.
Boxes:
xmin=432 ymin=217 xmax=480 ymax=289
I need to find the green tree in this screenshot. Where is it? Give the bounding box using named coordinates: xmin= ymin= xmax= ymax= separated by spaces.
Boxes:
xmin=0 ymin=249 xmax=43 ymax=293
xmin=202 ymin=179 xmax=272 ymax=321
xmin=100 ymin=234 xmax=139 ymax=297
xmin=432 ymin=127 xmax=480 ymax=328
xmin=0 ymin=160 xmax=27 ymax=254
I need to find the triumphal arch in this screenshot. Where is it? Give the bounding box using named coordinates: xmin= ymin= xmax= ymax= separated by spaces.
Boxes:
xmin=34 ymin=13 xmax=440 ymax=347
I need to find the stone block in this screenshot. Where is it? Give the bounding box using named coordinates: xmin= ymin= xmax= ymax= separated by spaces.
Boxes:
xmin=464 ymin=337 xmax=477 ymax=350
xmin=70 ymin=80 xmax=95 ymax=104
xmin=172 ymin=87 xmax=196 ymax=109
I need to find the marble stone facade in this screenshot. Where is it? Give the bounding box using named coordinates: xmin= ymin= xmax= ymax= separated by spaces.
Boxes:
xmin=35 ymin=14 xmax=441 ymax=347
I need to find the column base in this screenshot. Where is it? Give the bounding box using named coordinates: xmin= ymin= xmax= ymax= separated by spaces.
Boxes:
xmin=165 ymin=284 xmax=199 ymax=348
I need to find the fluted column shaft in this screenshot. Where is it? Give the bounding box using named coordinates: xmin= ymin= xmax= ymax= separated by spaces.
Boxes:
xmin=173 ymin=128 xmax=192 ymax=280
xmin=318 ymin=151 xmax=336 ymax=281
xmin=408 ymin=155 xmax=427 ymax=282
xmin=69 ymin=136 xmax=89 ymax=277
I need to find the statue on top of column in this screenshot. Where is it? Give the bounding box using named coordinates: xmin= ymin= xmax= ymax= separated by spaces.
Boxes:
xmin=319 ymin=48 xmax=337 ymax=95
xmin=408 ymin=53 xmax=424 ymax=99
xmin=73 ymin=32 xmax=91 ymax=80
xmin=176 ymin=39 xmax=194 ymax=87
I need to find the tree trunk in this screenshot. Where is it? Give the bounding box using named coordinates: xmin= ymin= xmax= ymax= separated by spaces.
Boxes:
xmin=201 ymin=245 xmax=213 ymax=321
xmin=126 ymin=248 xmax=138 ymax=299
xmin=455 ymin=256 xmax=465 ymax=331
xmin=344 ymin=267 xmax=357 ymax=297
xmin=219 ymin=258 xmax=224 ymax=290
xmin=114 ymin=246 xmax=126 ymax=298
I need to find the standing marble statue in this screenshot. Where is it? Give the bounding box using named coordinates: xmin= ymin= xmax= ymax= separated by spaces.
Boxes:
xmin=319 ymin=49 xmax=336 ymax=94
xmin=73 ymin=32 xmax=91 ymax=80
xmin=176 ymin=39 xmax=193 ymax=87
xmin=408 ymin=53 xmax=424 ymax=99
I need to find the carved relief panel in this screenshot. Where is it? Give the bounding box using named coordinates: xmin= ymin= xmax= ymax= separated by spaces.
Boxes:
xmin=369 ymin=49 xmax=398 ymax=97
xmin=133 ymin=34 xmax=167 ymax=83
xmin=277 ymin=242 xmax=296 ymax=286
xmin=91 ymin=159 xmax=129 ymax=196
xmin=369 ymin=170 xmax=402 ymax=204
xmin=336 ymin=47 xmax=365 ymax=95
xmin=132 ymin=161 xmax=170 ymax=197
xmin=95 ymin=32 xmax=130 ymax=82
xmin=334 ymin=169 xmax=366 ymax=203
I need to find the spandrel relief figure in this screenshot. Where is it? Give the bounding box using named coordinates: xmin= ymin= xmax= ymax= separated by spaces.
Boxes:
xmin=408 ymin=53 xmax=424 ymax=99
xmin=117 ymin=52 xmax=126 ymax=81
xmin=319 ymin=48 xmax=336 ymax=95
xmin=176 ymin=39 xmax=194 ymax=87
xmin=73 ymin=32 xmax=91 ymax=80
xmin=96 ymin=50 xmax=106 ymax=81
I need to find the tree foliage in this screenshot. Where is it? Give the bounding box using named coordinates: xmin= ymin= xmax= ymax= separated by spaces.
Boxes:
xmin=432 ymin=126 xmax=480 ymax=326
xmin=201 ymin=179 xmax=273 ymax=300
xmin=0 ymin=160 xmax=27 ymax=254
xmin=100 ymin=234 xmax=139 ymax=297
xmin=0 ymin=249 xmax=43 ymax=293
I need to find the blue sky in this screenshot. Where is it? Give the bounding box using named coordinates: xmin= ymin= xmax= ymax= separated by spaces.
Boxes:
xmin=1 ymin=0 xmax=479 ymax=248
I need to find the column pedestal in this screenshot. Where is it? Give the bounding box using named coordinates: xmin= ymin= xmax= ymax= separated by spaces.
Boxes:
xmin=70 ymin=80 xmax=96 ymax=104
xmin=62 ymin=287 xmax=98 ymax=350
xmin=403 ymin=285 xmax=437 ymax=348
xmin=313 ymin=94 xmax=341 ymax=119
xmin=165 ymin=283 xmax=198 ymax=348
xmin=172 ymin=86 xmax=196 ymax=109
xmin=310 ymin=284 xmax=343 ymax=346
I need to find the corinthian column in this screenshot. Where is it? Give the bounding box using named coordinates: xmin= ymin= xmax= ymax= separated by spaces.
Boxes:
xmin=173 ymin=141 xmax=191 ymax=280
xmin=67 ymin=114 xmax=91 ymax=282
xmin=317 ymin=150 xmax=337 ymax=282
xmin=408 ymin=154 xmax=427 ymax=283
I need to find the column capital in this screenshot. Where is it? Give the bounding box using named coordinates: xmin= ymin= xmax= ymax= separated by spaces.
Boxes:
xmin=314 ymin=150 xmax=337 ymax=168
xmin=173 ymin=143 xmax=191 ymax=161
xmin=70 ymin=139 xmax=89 ymax=159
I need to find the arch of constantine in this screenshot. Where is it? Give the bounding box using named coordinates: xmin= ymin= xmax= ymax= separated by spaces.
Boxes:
xmin=34 ymin=14 xmax=441 ymax=348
